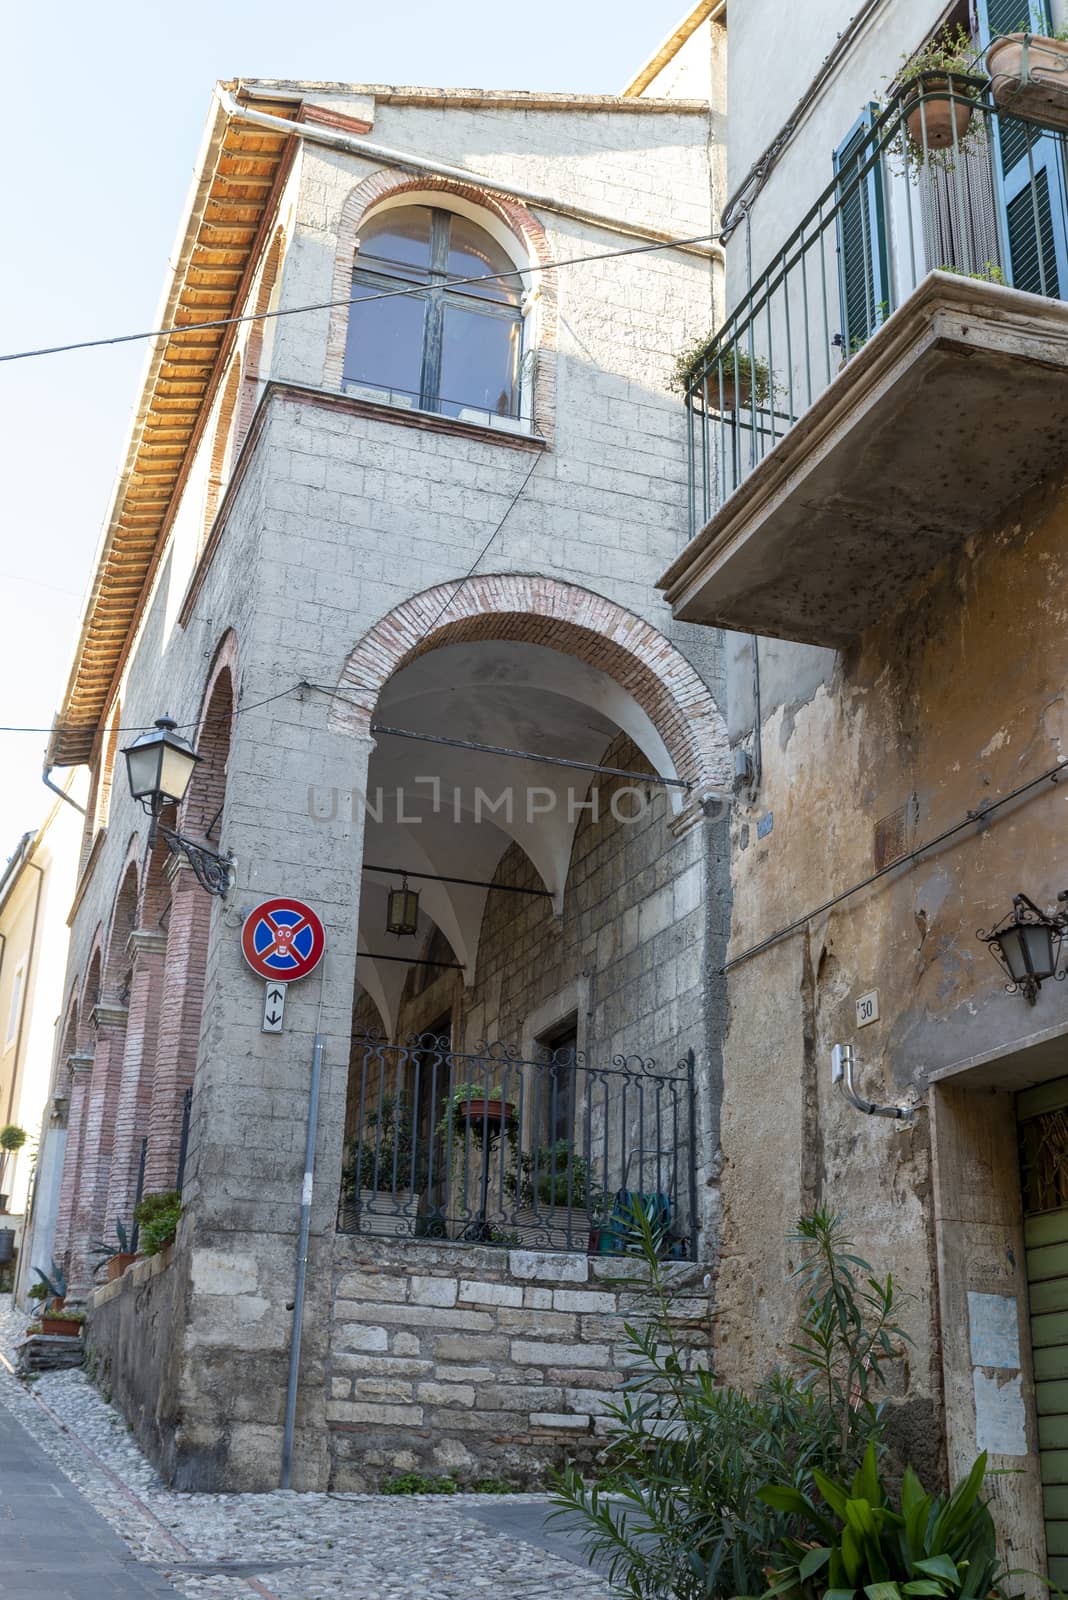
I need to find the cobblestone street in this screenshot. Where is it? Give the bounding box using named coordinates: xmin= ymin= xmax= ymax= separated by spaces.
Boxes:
xmin=0 ymin=1298 xmax=617 ymax=1600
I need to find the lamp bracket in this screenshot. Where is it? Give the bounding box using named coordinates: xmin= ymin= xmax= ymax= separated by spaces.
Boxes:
xmin=158 ymin=825 xmax=233 ymax=898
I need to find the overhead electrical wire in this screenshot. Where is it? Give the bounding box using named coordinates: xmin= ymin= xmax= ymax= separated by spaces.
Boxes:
xmin=0 ymin=229 xmax=722 ymax=366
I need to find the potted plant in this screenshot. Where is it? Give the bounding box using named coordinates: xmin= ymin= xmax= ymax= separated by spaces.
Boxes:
xmin=31 ymin=1263 xmax=82 ymax=1336
xmin=42 ymin=1306 xmax=85 ymax=1338
xmin=89 ymin=1220 xmax=137 ymax=1282
xmin=517 ymin=1139 xmax=603 ymax=1250
xmin=0 ymin=1124 xmax=27 ymax=1210
xmin=438 ymin=1081 xmax=518 ymax=1145
xmin=671 ymin=337 xmax=776 ymax=412
xmin=342 ymin=1094 xmax=425 ymax=1237
xmin=898 ymin=24 xmax=983 ymax=155
xmin=988 ymin=23 xmax=1068 ymax=131
xmin=133 ymin=1190 xmax=181 ymax=1255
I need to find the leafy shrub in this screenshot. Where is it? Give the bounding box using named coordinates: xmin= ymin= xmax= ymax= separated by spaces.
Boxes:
xmin=133 ymin=1190 xmax=181 ymax=1255
xmin=519 ymin=1140 xmax=599 ymax=1210
xmin=762 ymin=1444 xmax=999 ymax=1600
xmin=551 ymin=1206 xmax=908 ymax=1600
xmin=380 ymin=1472 xmax=460 ymax=1495
xmin=0 ymin=1125 xmax=27 ymax=1152
xmin=342 ymin=1095 xmax=424 ymax=1196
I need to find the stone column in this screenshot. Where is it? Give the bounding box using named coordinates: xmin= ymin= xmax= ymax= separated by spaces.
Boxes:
xmin=70 ymin=1003 xmax=129 ymax=1293
xmin=170 ymin=724 xmax=373 ymax=1492
xmin=52 ymin=1052 xmax=95 ymax=1273
xmin=144 ymin=858 xmax=211 ymax=1194
xmin=105 ymin=928 xmax=167 ymax=1235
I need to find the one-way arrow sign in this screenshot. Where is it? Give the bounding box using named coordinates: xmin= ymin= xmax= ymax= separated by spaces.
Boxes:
xmin=262 ymin=981 xmax=287 ymax=1033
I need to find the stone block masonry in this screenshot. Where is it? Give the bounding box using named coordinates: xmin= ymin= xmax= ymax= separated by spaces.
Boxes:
xmin=327 ymin=1234 xmax=711 ymax=1489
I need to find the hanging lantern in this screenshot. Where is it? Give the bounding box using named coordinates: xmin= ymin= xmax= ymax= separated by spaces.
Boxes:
xmin=977 ymin=892 xmax=1067 ymax=1004
xmin=386 ymin=876 xmax=420 ymax=938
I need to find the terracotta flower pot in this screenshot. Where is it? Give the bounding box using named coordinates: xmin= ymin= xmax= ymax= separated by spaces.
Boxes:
xmin=107 ymin=1252 xmax=137 ymax=1281
xmin=460 ymin=1098 xmax=517 ymax=1125
xmin=905 ymin=73 xmax=974 ymax=150
xmin=41 ymin=1315 xmax=82 ymax=1337
xmin=988 ymin=33 xmax=1068 ymax=130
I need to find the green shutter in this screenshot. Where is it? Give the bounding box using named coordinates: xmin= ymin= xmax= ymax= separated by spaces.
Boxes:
xmin=1006 ymin=168 xmax=1060 ymax=295
xmin=834 ymin=109 xmax=889 ymax=351
xmin=978 ymin=0 xmax=1067 ymax=298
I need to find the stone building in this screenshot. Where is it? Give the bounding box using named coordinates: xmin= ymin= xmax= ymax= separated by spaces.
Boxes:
xmin=0 ymin=776 xmax=84 ymax=1288
xmin=43 ymin=7 xmax=733 ymax=1491
xmin=660 ymin=0 xmax=1068 ymax=1583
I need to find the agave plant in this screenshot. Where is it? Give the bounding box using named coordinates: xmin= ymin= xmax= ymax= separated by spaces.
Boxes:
xmin=32 ymin=1260 xmax=67 ymax=1304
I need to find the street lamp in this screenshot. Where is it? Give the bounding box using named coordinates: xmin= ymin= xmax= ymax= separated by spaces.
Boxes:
xmin=122 ymin=717 xmax=232 ymax=897
xmin=977 ymin=892 xmax=1068 ymax=1004
xmin=386 ymin=876 xmax=420 ymax=937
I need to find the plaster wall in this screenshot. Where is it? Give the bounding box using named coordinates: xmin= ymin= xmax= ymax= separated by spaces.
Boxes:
xmin=719 ymin=463 xmax=1068 ymax=1540
xmin=0 ymin=789 xmax=83 ymax=1229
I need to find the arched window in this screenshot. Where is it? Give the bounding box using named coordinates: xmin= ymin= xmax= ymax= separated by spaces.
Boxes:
xmin=343 ymin=205 xmax=524 ymax=423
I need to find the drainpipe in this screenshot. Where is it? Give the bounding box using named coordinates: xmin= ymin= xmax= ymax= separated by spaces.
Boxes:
xmin=214 ymin=86 xmax=724 ymax=264
xmin=42 ymin=768 xmax=86 ymax=816
xmin=280 ymin=1028 xmax=325 ymax=1489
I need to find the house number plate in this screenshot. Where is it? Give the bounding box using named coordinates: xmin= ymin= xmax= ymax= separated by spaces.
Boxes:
xmin=856 ymin=990 xmax=879 ymax=1028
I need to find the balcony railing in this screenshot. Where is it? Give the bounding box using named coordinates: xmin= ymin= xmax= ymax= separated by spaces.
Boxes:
xmin=338 ymin=1032 xmax=698 ymax=1257
xmin=686 ymin=60 xmax=1068 ymax=536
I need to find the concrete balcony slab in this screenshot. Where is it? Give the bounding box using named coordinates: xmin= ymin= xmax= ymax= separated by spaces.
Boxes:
xmin=659 ymin=273 xmax=1068 ymax=648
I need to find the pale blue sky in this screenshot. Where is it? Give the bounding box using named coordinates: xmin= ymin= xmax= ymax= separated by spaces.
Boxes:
xmin=0 ymin=0 xmax=690 ymax=855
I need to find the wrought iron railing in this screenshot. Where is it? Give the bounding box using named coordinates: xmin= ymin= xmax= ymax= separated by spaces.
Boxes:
xmin=338 ymin=1032 xmax=698 ymax=1257
xmin=687 ymin=58 xmax=1068 ymax=534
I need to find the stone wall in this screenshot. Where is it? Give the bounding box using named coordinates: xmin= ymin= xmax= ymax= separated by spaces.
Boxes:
xmin=85 ymin=1249 xmax=184 ymax=1478
xmin=327 ymin=1233 xmax=710 ymax=1488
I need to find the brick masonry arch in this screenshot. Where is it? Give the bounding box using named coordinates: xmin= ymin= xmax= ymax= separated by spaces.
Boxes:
xmin=330 ymin=574 xmax=731 ymax=796
xmin=324 ymin=171 xmax=558 ymax=439
xmin=202 ymin=356 xmax=242 ymax=550
xmin=236 ymin=227 xmax=286 ymax=450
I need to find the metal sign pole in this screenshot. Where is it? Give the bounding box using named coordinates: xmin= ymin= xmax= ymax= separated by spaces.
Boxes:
xmin=280 ymin=1028 xmax=324 ymax=1490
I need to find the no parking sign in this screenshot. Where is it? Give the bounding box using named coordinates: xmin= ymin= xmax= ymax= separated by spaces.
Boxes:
xmin=242 ymin=898 xmax=325 ymax=1028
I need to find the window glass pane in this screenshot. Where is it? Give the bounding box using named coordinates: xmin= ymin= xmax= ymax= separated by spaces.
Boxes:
xmin=445 ymin=214 xmax=522 ymax=304
xmin=439 ymin=304 xmax=521 ymax=416
xmin=344 ymin=288 xmax=427 ymax=403
xmin=358 ymin=206 xmax=433 ymax=279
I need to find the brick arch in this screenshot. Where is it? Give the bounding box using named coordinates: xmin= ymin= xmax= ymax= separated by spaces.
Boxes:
xmin=138 ymin=805 xmax=175 ymax=929
xmin=202 ymin=356 xmax=242 ymax=547
xmin=181 ymin=632 xmax=238 ymax=838
xmin=331 ymin=575 xmax=731 ymax=795
xmin=323 ymin=171 xmax=558 ymax=438
xmin=236 ymin=227 xmax=286 ymax=449
xmin=77 ymin=941 xmax=104 ymax=1054
xmin=104 ymin=858 xmax=140 ymax=997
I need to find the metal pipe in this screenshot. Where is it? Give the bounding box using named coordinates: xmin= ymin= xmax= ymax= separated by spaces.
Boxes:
xmin=362 ymin=863 xmax=551 ymax=897
xmin=42 ymin=768 xmax=85 ymax=815
xmin=719 ymin=757 xmax=1068 ymax=975
xmin=357 ymin=951 xmax=465 ymax=970
xmin=369 ymin=722 xmax=691 ymax=788
xmin=216 ymin=87 xmax=723 ymax=263
xmin=831 ymin=1044 xmax=913 ymax=1122
xmin=280 ymin=1030 xmax=324 ymax=1489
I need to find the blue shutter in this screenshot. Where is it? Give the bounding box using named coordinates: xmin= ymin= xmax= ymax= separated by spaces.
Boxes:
xmin=833 ymin=107 xmax=889 ymax=352
xmin=977 ymin=0 xmax=1068 ymax=297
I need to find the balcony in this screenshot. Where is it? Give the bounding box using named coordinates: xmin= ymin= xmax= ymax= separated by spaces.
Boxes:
xmin=660 ymin=73 xmax=1068 ymax=647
